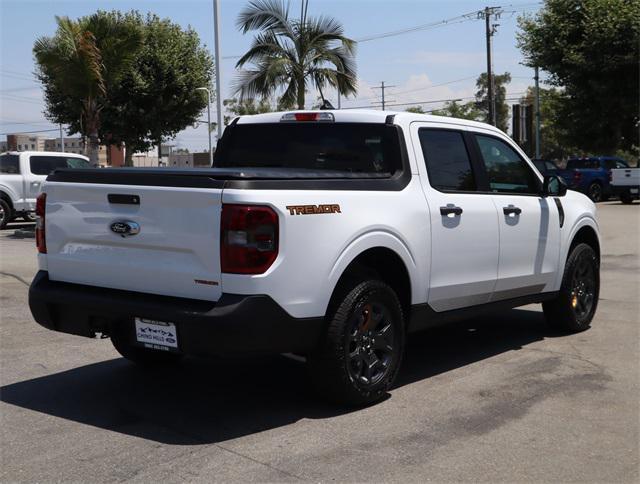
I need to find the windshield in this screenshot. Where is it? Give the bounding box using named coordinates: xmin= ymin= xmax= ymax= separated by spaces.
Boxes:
xmin=214 ymin=122 xmax=402 ymax=174
xmin=30 ymin=155 xmax=90 ymax=175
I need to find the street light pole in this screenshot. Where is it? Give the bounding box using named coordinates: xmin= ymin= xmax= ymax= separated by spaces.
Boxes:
xmin=534 ymin=66 xmax=541 ymax=159
xmin=213 ymin=0 xmax=224 ymax=145
xmin=196 ymin=87 xmax=213 ymax=166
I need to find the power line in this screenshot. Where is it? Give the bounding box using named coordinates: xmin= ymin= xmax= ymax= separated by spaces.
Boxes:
xmin=0 ymin=128 xmax=59 ymax=136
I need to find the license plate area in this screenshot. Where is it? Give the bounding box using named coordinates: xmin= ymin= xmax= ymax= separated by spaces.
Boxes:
xmin=134 ymin=318 xmax=179 ymax=352
xmin=630 ymin=188 xmax=638 ymax=194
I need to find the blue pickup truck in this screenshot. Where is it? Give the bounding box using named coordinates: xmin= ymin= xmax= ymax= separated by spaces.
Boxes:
xmin=557 ymin=156 xmax=629 ymax=202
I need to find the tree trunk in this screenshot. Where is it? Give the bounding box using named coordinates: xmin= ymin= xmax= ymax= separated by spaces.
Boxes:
xmin=88 ymin=131 xmax=100 ymax=167
xmin=297 ymin=76 xmax=305 ymax=110
xmin=124 ymin=145 xmax=134 ymax=167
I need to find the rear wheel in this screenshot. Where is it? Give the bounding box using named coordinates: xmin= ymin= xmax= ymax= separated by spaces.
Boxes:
xmin=587 ymin=182 xmax=602 ymax=202
xmin=110 ymin=323 xmax=183 ymax=366
xmin=0 ymin=199 xmax=12 ymax=230
xmin=620 ymin=192 xmax=633 ymax=204
xmin=543 ymin=243 xmax=599 ymax=333
xmin=308 ymin=279 xmax=405 ymax=406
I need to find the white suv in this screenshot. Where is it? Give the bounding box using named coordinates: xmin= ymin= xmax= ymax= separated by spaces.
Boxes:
xmin=28 ymin=111 xmax=600 ymax=405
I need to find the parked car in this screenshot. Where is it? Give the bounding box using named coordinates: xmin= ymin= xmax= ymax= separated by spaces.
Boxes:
xmin=0 ymin=151 xmax=90 ymax=229
xmin=610 ymin=166 xmax=639 ymax=204
xmin=29 ymin=110 xmax=600 ymax=405
xmin=532 ymin=159 xmax=560 ymax=176
xmin=557 ymin=156 xmax=629 ymax=202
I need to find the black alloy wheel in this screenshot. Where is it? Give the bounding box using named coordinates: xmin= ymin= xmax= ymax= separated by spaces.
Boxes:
xmin=587 ymin=182 xmax=602 ymax=202
xmin=347 ymin=302 xmax=396 ymax=387
xmin=0 ymin=199 xmax=10 ymax=230
xmin=308 ymin=279 xmax=405 ymax=406
xmin=569 ymin=249 xmax=597 ymax=323
xmin=543 ymin=243 xmax=599 ymax=332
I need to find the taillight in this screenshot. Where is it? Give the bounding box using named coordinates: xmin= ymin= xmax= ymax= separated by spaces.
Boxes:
xmin=221 ymin=204 xmax=278 ymax=274
xmin=573 ymin=171 xmax=582 ymax=183
xmin=35 ymin=193 xmax=46 ymax=254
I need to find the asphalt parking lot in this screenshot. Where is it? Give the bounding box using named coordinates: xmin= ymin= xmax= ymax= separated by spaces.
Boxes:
xmin=1 ymin=202 xmax=638 ymax=483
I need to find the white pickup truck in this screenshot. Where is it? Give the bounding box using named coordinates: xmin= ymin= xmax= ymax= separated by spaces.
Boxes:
xmin=610 ymin=166 xmax=639 ymax=204
xmin=28 ymin=110 xmax=601 ymax=405
xmin=0 ymin=151 xmax=90 ymax=228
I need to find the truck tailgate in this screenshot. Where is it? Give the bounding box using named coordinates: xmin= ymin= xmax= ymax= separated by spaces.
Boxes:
xmin=44 ymin=181 xmax=223 ymax=302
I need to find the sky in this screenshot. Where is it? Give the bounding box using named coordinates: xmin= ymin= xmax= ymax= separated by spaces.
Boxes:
xmin=0 ymin=0 xmax=544 ymax=152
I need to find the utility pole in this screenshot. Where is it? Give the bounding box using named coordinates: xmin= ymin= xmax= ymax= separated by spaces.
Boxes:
xmin=372 ymin=81 xmax=396 ymax=110
xmin=534 ymin=66 xmax=541 ymax=159
xmin=479 ymin=6 xmax=502 ymax=126
xmin=212 ymin=0 xmax=224 ymax=147
xmin=59 ymin=124 xmax=64 ymax=152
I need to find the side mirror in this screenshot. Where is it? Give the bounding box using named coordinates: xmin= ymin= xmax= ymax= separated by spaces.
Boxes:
xmin=542 ymin=175 xmax=567 ymax=197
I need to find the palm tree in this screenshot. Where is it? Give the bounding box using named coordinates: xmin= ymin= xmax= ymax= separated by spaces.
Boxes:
xmin=34 ymin=14 xmax=142 ymax=165
xmin=234 ymin=0 xmax=357 ymax=110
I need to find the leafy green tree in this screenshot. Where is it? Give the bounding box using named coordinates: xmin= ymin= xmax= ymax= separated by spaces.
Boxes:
xmin=475 ymin=72 xmax=512 ymax=131
xmin=405 ymin=106 xmax=425 ymax=114
xmin=101 ymin=13 xmax=213 ymax=165
xmin=234 ymin=0 xmax=357 ymax=109
xmin=519 ymin=86 xmax=575 ymax=160
xmin=222 ymin=97 xmax=275 ymax=126
xmin=431 ymin=100 xmax=483 ymax=121
xmin=517 ymin=0 xmax=640 ymax=153
xmin=34 ymin=12 xmax=143 ymax=165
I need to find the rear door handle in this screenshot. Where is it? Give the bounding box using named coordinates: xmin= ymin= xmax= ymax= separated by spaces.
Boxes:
xmin=440 ymin=206 xmax=463 ymax=216
xmin=503 ymin=205 xmax=522 ymax=216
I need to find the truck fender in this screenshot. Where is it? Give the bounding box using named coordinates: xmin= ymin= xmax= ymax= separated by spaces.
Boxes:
xmin=553 ymin=215 xmax=600 ymax=289
xmin=325 ymin=228 xmax=421 ymax=313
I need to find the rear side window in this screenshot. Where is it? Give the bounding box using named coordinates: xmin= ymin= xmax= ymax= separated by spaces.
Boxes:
xmin=29 ymin=156 xmax=90 ymax=175
xmin=0 ymin=154 xmax=19 ymax=174
xmin=215 ymin=123 xmax=402 ymax=174
xmin=475 ymin=135 xmax=539 ymax=194
xmin=418 ymin=129 xmax=476 ymax=191
xmin=567 ymin=158 xmax=599 ymax=169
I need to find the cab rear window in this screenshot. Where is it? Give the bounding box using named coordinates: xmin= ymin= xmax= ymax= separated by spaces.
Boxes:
xmin=214 ymin=123 xmax=402 ymax=174
xmin=30 ymin=156 xmax=90 ymax=175
xmin=0 ymin=154 xmax=19 ymax=174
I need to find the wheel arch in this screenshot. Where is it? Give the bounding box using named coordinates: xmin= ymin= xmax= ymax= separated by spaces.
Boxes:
xmin=326 ymin=236 xmax=418 ymax=324
xmin=554 ymin=217 xmax=601 ymax=289
xmin=0 ymin=190 xmax=14 ymax=210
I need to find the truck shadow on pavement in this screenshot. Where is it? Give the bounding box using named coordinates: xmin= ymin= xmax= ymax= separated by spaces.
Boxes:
xmin=1 ymin=308 xmax=562 ymax=445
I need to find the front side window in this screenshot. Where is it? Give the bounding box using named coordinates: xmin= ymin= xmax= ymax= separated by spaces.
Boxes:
xmin=0 ymin=154 xmax=20 ymax=174
xmin=30 ymin=156 xmax=90 ymax=175
xmin=418 ymin=129 xmax=476 ymax=191
xmin=475 ymin=135 xmax=539 ymax=194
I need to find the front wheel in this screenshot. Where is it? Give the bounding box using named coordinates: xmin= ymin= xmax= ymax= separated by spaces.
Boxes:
xmin=308 ymin=279 xmax=405 ymax=406
xmin=0 ymin=199 xmax=11 ymax=230
xmin=543 ymin=243 xmax=599 ymax=333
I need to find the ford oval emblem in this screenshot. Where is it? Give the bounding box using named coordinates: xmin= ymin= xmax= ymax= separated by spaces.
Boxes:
xmin=110 ymin=220 xmax=140 ymax=237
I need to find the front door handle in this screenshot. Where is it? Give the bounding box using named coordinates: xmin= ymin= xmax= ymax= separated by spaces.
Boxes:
xmin=440 ymin=206 xmax=463 ymax=216
xmin=503 ymin=205 xmax=522 ymax=216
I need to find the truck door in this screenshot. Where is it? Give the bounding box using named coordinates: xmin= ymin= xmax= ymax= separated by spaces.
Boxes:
xmin=411 ymin=124 xmax=500 ymax=312
xmin=472 ymin=133 xmax=560 ymax=298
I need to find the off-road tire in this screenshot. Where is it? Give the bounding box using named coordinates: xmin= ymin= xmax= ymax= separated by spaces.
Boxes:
xmin=620 ymin=192 xmax=633 ymax=204
xmin=0 ymin=199 xmax=11 ymax=230
xmin=543 ymin=243 xmax=599 ymax=333
xmin=308 ymin=279 xmax=405 ymax=406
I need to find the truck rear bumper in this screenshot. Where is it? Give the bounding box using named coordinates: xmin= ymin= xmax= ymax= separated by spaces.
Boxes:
xmin=29 ymin=271 xmax=325 ymax=356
